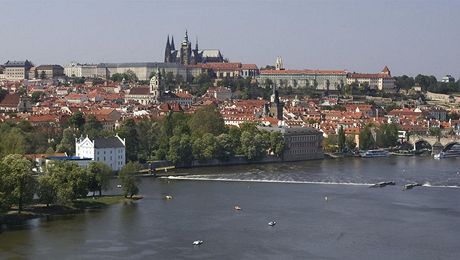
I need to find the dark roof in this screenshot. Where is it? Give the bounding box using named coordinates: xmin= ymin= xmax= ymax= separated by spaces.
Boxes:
xmin=94 ymin=136 xmax=125 ymax=148
xmin=129 ymin=87 xmax=150 ymax=95
xmin=4 ymin=60 xmax=34 ymax=68
xmin=258 ymin=126 xmax=322 ymax=135
xmin=97 ymin=62 xmax=185 ymax=69
xmin=0 ymin=94 xmax=20 ymax=107
xmin=36 ymin=64 xmax=64 ymax=70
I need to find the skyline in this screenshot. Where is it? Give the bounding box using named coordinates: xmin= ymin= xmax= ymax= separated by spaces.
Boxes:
xmin=1 ymin=0 xmax=459 ymax=79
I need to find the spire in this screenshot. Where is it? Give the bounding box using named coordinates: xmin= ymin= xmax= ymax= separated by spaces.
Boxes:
xmin=166 ymin=35 xmax=170 ymax=48
xmin=184 ymin=29 xmax=189 ymax=42
xmin=195 ymin=36 xmax=199 ymax=51
xmin=171 ymin=36 xmax=175 ymax=50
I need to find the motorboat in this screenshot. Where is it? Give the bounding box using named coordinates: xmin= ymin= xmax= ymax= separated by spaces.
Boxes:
xmin=193 ymin=240 xmax=203 ymax=245
xmin=403 ymin=183 xmax=422 ymax=190
xmin=234 ymin=206 xmax=241 ymax=211
xmin=434 ymin=144 xmax=460 ymax=159
xmin=268 ymin=221 xmax=276 ymax=226
xmin=360 ymin=149 xmax=390 ymax=158
xmin=370 ymin=181 xmax=396 ymax=188
xmin=164 ymin=195 xmax=173 ymax=200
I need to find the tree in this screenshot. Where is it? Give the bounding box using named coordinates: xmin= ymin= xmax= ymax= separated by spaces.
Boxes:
xmin=118 ymin=119 xmax=139 ymax=162
xmin=118 ymin=162 xmax=141 ymax=198
xmin=167 ymin=134 xmax=193 ymax=164
xmin=1 ymin=154 xmax=36 ymax=213
xmin=359 ymin=126 xmax=375 ymax=150
xmin=216 ymin=133 xmax=238 ymax=160
xmin=69 ymin=112 xmax=86 ymax=130
xmin=240 ymin=131 xmax=268 ymax=160
xmin=192 ymin=133 xmax=218 ymax=161
xmin=346 ymin=136 xmax=357 ymax=150
xmin=84 ymin=115 xmax=103 ymax=139
xmin=188 ymin=105 xmax=226 ymax=137
xmin=269 ymin=131 xmax=285 ymax=157
xmin=37 ymin=174 xmax=57 ymax=207
xmin=338 ymin=126 xmax=346 ymax=152
xmin=56 ymin=128 xmax=78 ymax=155
xmin=46 ymin=161 xmax=89 ymax=204
xmin=31 ymin=91 xmax=45 ymax=103
xmin=87 ymin=162 xmax=112 ymax=197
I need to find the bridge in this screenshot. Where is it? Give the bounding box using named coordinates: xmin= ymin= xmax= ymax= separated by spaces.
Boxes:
xmin=409 ymin=134 xmax=460 ymax=154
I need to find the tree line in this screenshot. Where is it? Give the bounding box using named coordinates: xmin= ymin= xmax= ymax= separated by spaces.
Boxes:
xmin=0 ymin=155 xmax=141 ymax=215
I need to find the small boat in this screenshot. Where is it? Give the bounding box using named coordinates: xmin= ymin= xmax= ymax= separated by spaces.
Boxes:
xmin=403 ymin=183 xmax=422 ymax=190
xmin=370 ymin=181 xmax=396 ymax=188
xmin=268 ymin=221 xmax=276 ymax=226
xmin=193 ymin=240 xmax=203 ymax=245
xmin=164 ymin=195 xmax=173 ymax=200
xmin=116 ymin=184 xmax=122 ymax=188
xmin=360 ymin=149 xmax=390 ymax=158
xmin=234 ymin=206 xmax=241 ymax=210
xmin=434 ymin=145 xmax=460 ymax=159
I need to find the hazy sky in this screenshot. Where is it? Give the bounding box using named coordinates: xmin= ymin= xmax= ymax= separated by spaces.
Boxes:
xmin=1 ymin=0 xmax=459 ymax=78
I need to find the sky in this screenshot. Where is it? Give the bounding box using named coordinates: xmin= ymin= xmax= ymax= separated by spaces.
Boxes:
xmin=1 ymin=0 xmax=459 ymax=79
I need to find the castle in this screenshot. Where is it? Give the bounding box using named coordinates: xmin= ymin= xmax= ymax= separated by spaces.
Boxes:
xmin=164 ymin=30 xmax=225 ymax=65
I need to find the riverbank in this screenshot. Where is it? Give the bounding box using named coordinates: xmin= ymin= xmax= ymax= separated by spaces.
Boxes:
xmin=0 ymin=195 xmax=139 ymax=225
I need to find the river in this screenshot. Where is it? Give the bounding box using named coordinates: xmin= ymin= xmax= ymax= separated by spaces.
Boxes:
xmin=1 ymin=156 xmax=460 ymax=259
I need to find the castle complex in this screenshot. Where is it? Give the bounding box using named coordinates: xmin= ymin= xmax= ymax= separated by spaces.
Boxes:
xmin=164 ymin=30 xmax=225 ymax=65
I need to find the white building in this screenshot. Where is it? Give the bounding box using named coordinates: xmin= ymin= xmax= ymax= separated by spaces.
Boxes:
xmin=64 ymin=62 xmax=98 ymax=78
xmin=75 ymin=135 xmax=126 ymax=171
xmin=346 ymin=66 xmax=396 ymax=92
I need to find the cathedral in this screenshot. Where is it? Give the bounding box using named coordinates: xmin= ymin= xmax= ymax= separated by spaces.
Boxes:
xmin=164 ymin=30 xmax=225 ymax=65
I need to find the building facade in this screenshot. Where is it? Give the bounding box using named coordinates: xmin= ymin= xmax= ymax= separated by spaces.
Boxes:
xmin=64 ymin=62 xmax=98 ymax=78
xmin=346 ymin=66 xmax=395 ymax=92
xmin=3 ymin=60 xmax=34 ymax=80
xmin=36 ymin=65 xmax=65 ymax=79
xmin=75 ymin=135 xmax=126 ymax=171
xmin=259 ymin=127 xmax=324 ymax=161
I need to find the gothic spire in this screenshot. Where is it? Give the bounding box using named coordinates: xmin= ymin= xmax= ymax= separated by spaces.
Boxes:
xmin=166 ymin=35 xmax=170 ymax=49
xmin=195 ymin=36 xmax=199 ymax=51
xmin=184 ymin=29 xmax=189 ymax=42
xmin=171 ymin=36 xmax=175 ymax=50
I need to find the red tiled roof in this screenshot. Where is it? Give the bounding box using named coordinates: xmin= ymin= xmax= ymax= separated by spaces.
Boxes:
xmin=260 ymin=69 xmax=346 ymax=75
xmin=0 ymin=94 xmax=20 ymax=107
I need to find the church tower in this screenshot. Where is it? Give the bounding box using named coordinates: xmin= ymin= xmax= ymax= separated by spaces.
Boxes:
xmin=180 ymin=30 xmax=192 ymax=65
xmin=150 ymin=68 xmax=162 ymax=103
xmin=164 ymin=36 xmax=171 ymax=63
xmin=275 ymin=56 xmax=284 ymax=70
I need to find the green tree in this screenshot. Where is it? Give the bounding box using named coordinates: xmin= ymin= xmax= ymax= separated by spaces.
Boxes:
xmin=84 ymin=115 xmax=103 ymax=139
xmin=118 ymin=119 xmax=139 ymax=162
xmin=56 ymin=128 xmax=78 ymax=155
xmin=338 ymin=126 xmax=346 ymax=152
xmin=31 ymin=91 xmax=45 ymax=103
xmin=37 ymin=174 xmax=57 ymax=207
xmin=188 ymin=105 xmax=226 ymax=137
xmin=167 ymin=134 xmax=193 ymax=164
xmin=1 ymin=154 xmax=36 ymax=213
xmin=118 ymin=162 xmax=141 ymax=198
xmin=346 ymin=136 xmax=357 ymax=150
xmin=46 ymin=161 xmax=89 ymax=204
xmin=216 ymin=133 xmax=238 ymax=160
xmin=69 ymin=112 xmax=86 ymax=130
xmin=269 ymin=131 xmax=285 ymax=157
xmin=87 ymin=162 xmax=112 ymax=197
xmin=359 ymin=126 xmax=375 ymax=150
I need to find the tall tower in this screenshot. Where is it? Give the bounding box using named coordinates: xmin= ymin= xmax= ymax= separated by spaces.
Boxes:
xmin=164 ymin=36 xmax=171 ymax=63
xmin=275 ymin=56 xmax=284 ymax=70
xmin=180 ymin=30 xmax=192 ymax=65
xmin=150 ymin=68 xmax=162 ymax=103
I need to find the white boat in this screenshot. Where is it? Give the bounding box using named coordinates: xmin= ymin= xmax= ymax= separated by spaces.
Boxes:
xmin=268 ymin=221 xmax=276 ymax=226
xmin=434 ymin=144 xmax=460 ymax=159
xmin=193 ymin=240 xmax=204 ymax=245
xmin=360 ymin=149 xmax=390 ymax=158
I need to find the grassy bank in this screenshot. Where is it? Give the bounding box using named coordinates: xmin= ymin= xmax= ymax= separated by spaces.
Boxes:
xmin=0 ymin=195 xmax=139 ymax=225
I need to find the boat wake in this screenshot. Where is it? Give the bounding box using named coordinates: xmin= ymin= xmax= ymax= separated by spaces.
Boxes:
xmin=164 ymin=176 xmax=373 ymax=186
xmin=163 ymin=176 xmax=460 ymax=189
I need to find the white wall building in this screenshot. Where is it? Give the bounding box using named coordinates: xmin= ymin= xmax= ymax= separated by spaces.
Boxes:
xmin=75 ymin=135 xmax=126 ymax=171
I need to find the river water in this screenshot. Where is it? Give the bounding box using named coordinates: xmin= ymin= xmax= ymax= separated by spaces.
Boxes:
xmin=1 ymin=157 xmax=460 ymax=259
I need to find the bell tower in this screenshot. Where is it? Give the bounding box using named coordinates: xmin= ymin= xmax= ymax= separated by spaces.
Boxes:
xmin=150 ymin=68 xmax=162 ymax=103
